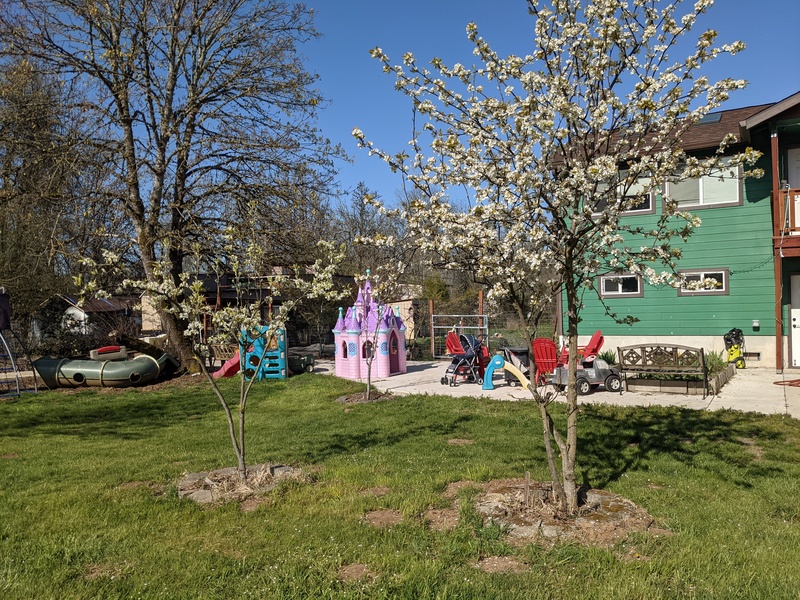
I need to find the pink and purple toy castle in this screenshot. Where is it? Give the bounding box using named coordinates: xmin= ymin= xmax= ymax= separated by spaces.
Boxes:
xmin=332 ymin=272 xmax=407 ymax=380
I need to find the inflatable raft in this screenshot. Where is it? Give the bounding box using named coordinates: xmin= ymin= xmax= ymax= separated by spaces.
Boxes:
xmin=33 ymin=352 xmax=178 ymax=389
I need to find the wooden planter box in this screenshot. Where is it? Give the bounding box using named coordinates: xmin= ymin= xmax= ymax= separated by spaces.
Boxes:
xmin=624 ymin=364 xmax=735 ymax=396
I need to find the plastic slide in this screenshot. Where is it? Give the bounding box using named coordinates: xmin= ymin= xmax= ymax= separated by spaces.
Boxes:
xmin=482 ymin=355 xmax=531 ymax=391
xmin=213 ymin=351 xmax=241 ymax=379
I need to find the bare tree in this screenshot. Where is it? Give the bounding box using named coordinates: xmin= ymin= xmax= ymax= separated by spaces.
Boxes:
xmin=1 ymin=0 xmax=342 ymax=366
xmin=0 ymin=58 xmax=130 ymax=326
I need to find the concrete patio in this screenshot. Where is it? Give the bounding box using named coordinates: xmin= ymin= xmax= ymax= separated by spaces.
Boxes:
xmin=314 ymin=359 xmax=800 ymax=419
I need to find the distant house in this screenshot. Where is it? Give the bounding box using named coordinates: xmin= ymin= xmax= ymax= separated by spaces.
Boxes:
xmin=560 ymin=90 xmax=800 ymax=371
xmin=61 ymin=295 xmax=138 ymax=335
xmin=388 ymin=285 xmax=425 ymax=341
xmin=140 ymin=273 xmax=274 ymax=339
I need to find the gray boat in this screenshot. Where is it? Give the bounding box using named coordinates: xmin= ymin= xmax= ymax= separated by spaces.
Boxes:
xmin=33 ymin=353 xmax=178 ymax=389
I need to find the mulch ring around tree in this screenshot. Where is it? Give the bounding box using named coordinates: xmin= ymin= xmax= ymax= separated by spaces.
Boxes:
xmin=177 ymin=463 xmax=306 ymax=510
xmin=355 ymin=479 xmax=669 ymax=574
xmin=466 ymin=478 xmax=672 ymax=549
xmin=359 ymin=479 xmax=670 ymax=551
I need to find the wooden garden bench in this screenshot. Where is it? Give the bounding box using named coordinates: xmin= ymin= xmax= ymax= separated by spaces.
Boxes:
xmin=616 ymin=344 xmax=708 ymax=399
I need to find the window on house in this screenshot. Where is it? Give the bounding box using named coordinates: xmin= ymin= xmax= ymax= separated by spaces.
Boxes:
xmin=666 ymin=158 xmax=741 ymax=208
xmin=593 ymin=171 xmax=655 ymax=215
xmin=598 ymin=274 xmax=643 ymax=298
xmin=677 ymin=269 xmax=729 ymax=296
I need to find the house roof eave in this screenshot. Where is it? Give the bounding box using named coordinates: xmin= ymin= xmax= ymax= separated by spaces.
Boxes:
xmin=740 ymin=90 xmax=800 ymax=134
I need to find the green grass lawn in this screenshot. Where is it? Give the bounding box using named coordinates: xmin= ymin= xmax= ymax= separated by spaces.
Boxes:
xmin=2 ymin=373 xmax=800 ymax=599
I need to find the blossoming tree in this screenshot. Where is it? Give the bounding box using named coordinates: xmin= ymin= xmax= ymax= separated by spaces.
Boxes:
xmin=354 ymin=0 xmax=761 ymax=513
xmin=82 ymin=233 xmax=344 ymax=482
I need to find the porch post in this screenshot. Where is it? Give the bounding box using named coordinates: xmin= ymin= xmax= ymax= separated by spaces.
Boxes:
xmin=775 ymin=248 xmax=783 ymax=373
xmin=771 ymin=129 xmax=784 ymax=373
xmin=771 ymin=131 xmax=781 ymax=237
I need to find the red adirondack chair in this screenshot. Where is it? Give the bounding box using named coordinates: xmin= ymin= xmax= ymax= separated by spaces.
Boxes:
xmin=532 ymin=337 xmax=559 ymax=386
xmin=445 ymin=331 xmax=463 ymax=356
xmin=559 ymin=330 xmax=604 ymax=364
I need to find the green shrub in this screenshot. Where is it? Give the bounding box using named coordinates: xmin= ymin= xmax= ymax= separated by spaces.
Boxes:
xmin=407 ymin=337 xmax=434 ymax=360
xmin=705 ymin=349 xmax=727 ymax=377
xmin=598 ymin=349 xmax=617 ymax=365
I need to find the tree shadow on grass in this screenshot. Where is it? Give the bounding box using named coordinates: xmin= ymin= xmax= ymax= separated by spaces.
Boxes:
xmin=0 ymin=384 xmax=221 ymax=440
xmin=578 ymin=404 xmax=797 ymax=490
xmin=279 ymin=412 xmax=481 ymax=464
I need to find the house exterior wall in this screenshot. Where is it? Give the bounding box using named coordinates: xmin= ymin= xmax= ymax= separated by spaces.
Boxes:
xmin=140 ymin=293 xmax=162 ymax=333
xmin=566 ymin=138 xmax=778 ymax=366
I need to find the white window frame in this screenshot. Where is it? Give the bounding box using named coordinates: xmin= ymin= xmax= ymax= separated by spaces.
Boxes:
xmin=598 ymin=274 xmax=644 ymax=298
xmin=617 ymin=170 xmax=656 ymax=214
xmin=666 ymin=158 xmax=742 ymax=209
xmin=677 ymin=269 xmax=729 ymax=296
xmin=593 ymin=171 xmax=656 ymax=216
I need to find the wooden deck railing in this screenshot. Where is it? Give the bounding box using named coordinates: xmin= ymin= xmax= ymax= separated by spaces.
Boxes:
xmin=778 ymin=188 xmax=800 ymax=235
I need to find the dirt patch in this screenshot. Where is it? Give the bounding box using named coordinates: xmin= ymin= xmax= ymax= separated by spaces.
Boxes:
xmin=177 ymin=463 xmax=305 ymax=506
xmin=84 ymin=560 xmax=133 ymax=580
xmin=336 ymin=391 xmax=392 ymax=404
xmin=425 ymin=507 xmax=459 ymax=531
xmin=1 ymin=452 xmax=19 ymax=459
xmin=737 ymin=437 xmax=763 ymax=461
xmin=360 ymin=486 xmax=390 ymax=497
xmin=362 ymin=509 xmax=403 ymax=528
xmin=474 ymin=555 xmax=528 ymax=573
xmin=447 ymin=438 xmax=474 ymax=446
xmin=337 ymin=563 xmax=377 ymax=583
xmin=239 ymin=496 xmax=266 ymax=513
xmin=472 ymin=478 xmax=670 ymax=548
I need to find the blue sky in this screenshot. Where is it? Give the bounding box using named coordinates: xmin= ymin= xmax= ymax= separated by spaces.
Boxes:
xmin=306 ymin=0 xmax=800 ymax=206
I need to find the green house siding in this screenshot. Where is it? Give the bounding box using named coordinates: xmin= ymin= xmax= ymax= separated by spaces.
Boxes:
xmin=572 ymin=166 xmax=775 ymax=339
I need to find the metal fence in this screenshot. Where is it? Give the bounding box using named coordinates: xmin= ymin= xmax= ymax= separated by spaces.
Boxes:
xmin=430 ymin=314 xmax=489 ymax=358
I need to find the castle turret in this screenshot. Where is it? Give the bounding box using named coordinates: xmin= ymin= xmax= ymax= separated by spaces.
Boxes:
xmin=332 ymin=307 xmax=347 ymax=378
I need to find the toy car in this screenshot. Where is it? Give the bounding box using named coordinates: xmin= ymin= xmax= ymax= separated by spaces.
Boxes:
xmin=551 ymin=358 xmax=622 ymax=395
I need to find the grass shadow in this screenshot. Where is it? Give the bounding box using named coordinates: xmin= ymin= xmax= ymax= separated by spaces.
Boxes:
xmin=578 ymin=403 xmax=796 ymax=489
xmin=0 ymin=378 xmax=223 ymax=439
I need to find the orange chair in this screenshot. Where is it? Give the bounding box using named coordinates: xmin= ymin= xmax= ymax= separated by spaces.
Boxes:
xmin=532 ymin=338 xmax=559 ymax=386
xmin=559 ymin=330 xmax=604 ymax=364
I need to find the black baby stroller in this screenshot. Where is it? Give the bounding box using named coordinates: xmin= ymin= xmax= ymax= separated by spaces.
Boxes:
xmin=441 ymin=332 xmax=486 ymax=386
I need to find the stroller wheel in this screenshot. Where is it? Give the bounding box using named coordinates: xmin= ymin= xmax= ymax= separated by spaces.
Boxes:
xmin=441 ymin=377 xmax=448 ymax=385
xmin=508 ymin=380 xmax=517 ymax=387
xmin=477 ymin=378 xmax=483 ymax=385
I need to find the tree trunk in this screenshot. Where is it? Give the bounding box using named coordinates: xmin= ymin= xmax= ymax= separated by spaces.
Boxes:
xmin=159 ymin=308 xmax=199 ymax=371
xmin=562 ymin=272 xmax=581 ymax=514
xmin=533 ymin=391 xmax=567 ymax=512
